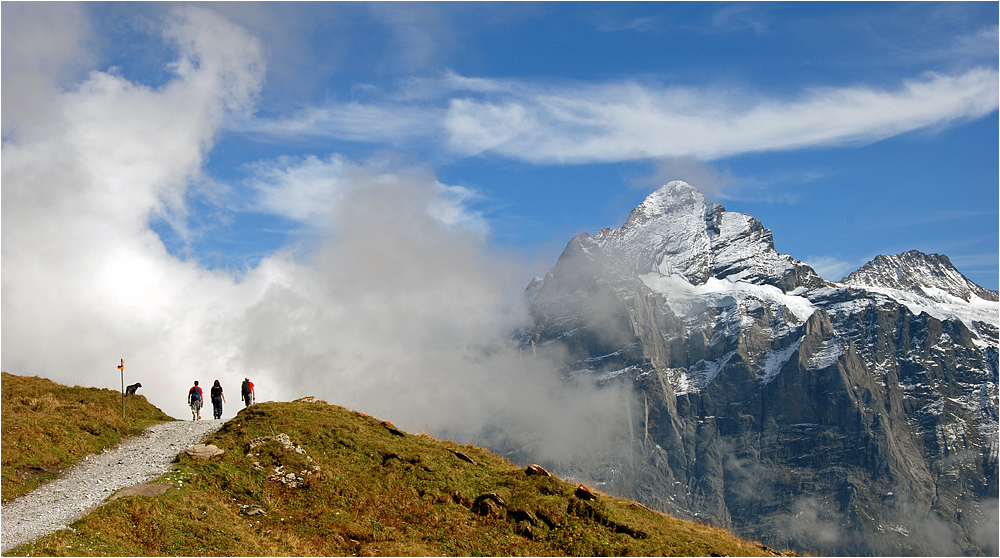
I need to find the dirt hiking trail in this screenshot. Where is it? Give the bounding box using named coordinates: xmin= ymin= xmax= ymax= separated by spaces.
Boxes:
xmin=1 ymin=420 xmax=222 ymax=553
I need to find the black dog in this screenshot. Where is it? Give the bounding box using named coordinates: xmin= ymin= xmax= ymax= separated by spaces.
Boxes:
xmin=125 ymin=382 xmax=142 ymax=395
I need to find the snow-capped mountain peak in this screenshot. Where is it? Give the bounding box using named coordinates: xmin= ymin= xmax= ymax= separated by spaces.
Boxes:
xmin=844 ymin=250 xmax=998 ymax=303
xmin=596 ymin=181 xmax=825 ymax=292
xmin=622 ymin=180 xmax=709 ymax=228
xmin=835 ymin=250 xmax=999 ymax=333
xmin=525 ymin=181 xmax=998 ymax=557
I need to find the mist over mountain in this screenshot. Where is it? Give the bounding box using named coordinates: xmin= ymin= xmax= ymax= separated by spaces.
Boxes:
xmin=520 ymin=181 xmax=998 ymax=556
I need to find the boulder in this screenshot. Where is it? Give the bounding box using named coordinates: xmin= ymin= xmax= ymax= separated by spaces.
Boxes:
xmin=472 ymin=493 xmax=507 ymax=517
xmin=109 ymin=482 xmax=177 ymax=501
xmin=185 ymin=444 xmax=225 ymax=462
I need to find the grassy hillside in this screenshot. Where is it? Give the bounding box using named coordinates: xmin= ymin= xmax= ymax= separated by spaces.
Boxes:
xmin=5 ymin=394 xmax=791 ymax=557
xmin=1 ymin=372 xmax=174 ymax=502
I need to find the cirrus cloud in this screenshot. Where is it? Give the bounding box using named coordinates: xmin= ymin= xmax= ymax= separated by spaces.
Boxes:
xmin=242 ymin=67 xmax=999 ymax=165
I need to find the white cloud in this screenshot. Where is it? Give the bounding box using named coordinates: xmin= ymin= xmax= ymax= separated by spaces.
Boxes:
xmin=244 ymin=67 xmax=999 ymax=165
xmin=242 ymin=103 xmax=441 ymax=144
xmin=443 ymin=68 xmax=999 ymax=163
xmin=1 ymin=2 xmax=93 ymax=138
xmin=233 ymin=172 xmax=626 ymax=462
xmin=2 ymin=5 xmax=269 ymax=416
xmin=710 ymin=4 xmax=772 ymax=35
xmin=246 ymin=153 xmax=489 ymax=235
xmin=246 ymin=154 xmax=350 ymax=225
xmin=950 ymin=25 xmax=999 ymax=58
xmin=2 ymin=8 xmax=628 ymax=467
xmin=591 ymin=15 xmax=659 ymax=33
xmin=426 ymin=183 xmax=490 ymax=235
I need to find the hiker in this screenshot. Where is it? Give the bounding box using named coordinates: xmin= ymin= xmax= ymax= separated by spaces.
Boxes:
xmin=188 ymin=381 xmax=203 ymax=421
xmin=210 ymin=379 xmax=225 ymax=420
xmin=241 ymin=377 xmax=255 ymax=407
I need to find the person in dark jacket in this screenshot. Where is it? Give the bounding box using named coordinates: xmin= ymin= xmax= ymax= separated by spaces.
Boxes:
xmin=210 ymin=379 xmax=225 ymax=420
xmin=241 ymin=377 xmax=255 ymax=407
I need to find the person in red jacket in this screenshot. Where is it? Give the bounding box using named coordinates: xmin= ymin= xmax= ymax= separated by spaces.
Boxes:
xmin=188 ymin=381 xmax=203 ymax=420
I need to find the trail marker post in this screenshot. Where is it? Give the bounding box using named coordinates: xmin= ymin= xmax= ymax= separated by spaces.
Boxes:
xmin=118 ymin=359 xmax=125 ymax=419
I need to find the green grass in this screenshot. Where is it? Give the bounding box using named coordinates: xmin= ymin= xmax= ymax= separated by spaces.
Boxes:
xmin=1 ymin=372 xmax=175 ymax=502
xmin=5 ymin=391 xmax=792 ymax=557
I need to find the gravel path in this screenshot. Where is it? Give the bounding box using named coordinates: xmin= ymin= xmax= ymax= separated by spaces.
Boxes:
xmin=1 ymin=420 xmax=223 ymax=553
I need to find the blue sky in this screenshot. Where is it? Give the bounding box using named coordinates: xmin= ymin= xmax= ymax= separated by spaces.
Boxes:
xmin=2 ymin=2 xmax=997 ymax=420
xmin=27 ymin=1 xmax=994 ymax=286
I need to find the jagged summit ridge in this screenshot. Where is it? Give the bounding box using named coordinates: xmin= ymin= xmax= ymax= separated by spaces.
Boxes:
xmin=592 ymin=181 xmax=825 ymax=292
xmin=844 ymin=250 xmax=998 ymax=303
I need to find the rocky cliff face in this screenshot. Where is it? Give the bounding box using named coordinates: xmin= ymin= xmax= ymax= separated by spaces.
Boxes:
xmin=523 ymin=181 xmax=999 ymax=556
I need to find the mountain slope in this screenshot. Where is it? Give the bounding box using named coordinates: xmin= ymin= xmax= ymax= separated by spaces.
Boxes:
xmin=1 ymin=372 xmax=174 ymax=502
xmin=523 ymin=181 xmax=999 ymax=556
xmin=2 ymin=376 xmax=788 ymax=557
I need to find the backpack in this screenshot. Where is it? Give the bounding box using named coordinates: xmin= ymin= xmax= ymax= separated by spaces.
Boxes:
xmin=189 ymin=386 xmax=201 ymax=402
xmin=242 ymin=380 xmax=251 ymax=396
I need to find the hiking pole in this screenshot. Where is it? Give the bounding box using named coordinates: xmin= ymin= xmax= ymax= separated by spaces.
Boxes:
xmin=118 ymin=359 xmax=125 ymax=419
